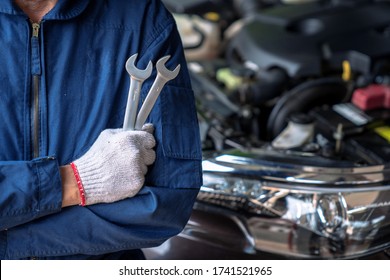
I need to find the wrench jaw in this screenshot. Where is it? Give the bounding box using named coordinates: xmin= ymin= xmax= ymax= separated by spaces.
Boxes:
xmin=156 ymin=55 xmax=181 ymax=81
xmin=125 ymin=53 xmax=153 ymax=80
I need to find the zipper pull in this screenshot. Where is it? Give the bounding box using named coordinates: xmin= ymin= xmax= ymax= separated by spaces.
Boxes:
xmin=32 ymin=22 xmax=40 ymax=37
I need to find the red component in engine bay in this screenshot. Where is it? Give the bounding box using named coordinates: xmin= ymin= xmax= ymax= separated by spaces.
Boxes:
xmin=352 ymin=84 xmax=390 ymax=111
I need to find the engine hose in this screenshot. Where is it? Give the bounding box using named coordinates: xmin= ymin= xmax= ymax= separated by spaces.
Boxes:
xmin=242 ymin=68 xmax=289 ymax=104
xmin=266 ymin=77 xmax=348 ymax=139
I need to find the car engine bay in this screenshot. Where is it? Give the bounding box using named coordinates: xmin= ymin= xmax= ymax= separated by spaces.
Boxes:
xmin=151 ymin=0 xmax=390 ymax=259
xmin=166 ymin=0 xmax=390 ymax=167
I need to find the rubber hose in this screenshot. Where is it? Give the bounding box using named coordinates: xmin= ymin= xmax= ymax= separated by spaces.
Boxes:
xmin=266 ymin=77 xmax=348 ymax=139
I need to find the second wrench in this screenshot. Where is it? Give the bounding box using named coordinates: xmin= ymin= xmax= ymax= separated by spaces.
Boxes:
xmin=135 ymin=55 xmax=180 ymax=130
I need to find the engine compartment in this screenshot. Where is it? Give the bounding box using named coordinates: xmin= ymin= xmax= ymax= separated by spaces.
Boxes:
xmin=167 ymin=0 xmax=390 ymax=167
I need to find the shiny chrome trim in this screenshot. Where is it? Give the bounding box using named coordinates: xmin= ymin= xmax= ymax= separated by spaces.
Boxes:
xmin=202 ymin=149 xmax=390 ymax=189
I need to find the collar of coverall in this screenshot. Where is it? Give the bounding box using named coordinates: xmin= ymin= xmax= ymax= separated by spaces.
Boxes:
xmin=0 ymin=0 xmax=90 ymax=20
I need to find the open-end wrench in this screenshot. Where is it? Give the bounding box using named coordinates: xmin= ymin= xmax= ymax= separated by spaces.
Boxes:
xmin=134 ymin=55 xmax=180 ymax=130
xmin=123 ymin=53 xmax=153 ymax=131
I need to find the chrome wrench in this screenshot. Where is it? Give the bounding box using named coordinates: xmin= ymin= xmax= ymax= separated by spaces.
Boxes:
xmin=123 ymin=53 xmax=153 ymax=131
xmin=135 ymin=55 xmax=180 ymax=130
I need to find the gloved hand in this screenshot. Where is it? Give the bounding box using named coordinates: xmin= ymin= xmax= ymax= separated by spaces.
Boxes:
xmin=70 ymin=124 xmax=156 ymax=206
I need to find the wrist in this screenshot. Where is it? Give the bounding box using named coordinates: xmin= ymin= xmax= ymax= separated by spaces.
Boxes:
xmin=60 ymin=165 xmax=82 ymax=207
xmin=70 ymin=162 xmax=86 ymax=206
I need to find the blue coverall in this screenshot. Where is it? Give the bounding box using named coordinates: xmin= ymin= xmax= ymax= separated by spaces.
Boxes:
xmin=0 ymin=0 xmax=202 ymax=259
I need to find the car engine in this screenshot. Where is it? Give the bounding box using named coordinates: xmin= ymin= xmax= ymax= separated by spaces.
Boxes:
xmin=166 ymin=0 xmax=390 ymax=167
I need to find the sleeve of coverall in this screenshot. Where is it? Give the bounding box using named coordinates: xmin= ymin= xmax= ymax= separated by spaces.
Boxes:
xmin=2 ymin=7 xmax=203 ymax=259
xmin=0 ymin=157 xmax=63 ymax=231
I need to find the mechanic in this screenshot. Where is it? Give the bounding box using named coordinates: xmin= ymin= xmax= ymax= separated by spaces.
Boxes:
xmin=0 ymin=0 xmax=202 ymax=259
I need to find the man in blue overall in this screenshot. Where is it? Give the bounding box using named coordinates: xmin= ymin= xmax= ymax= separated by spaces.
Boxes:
xmin=0 ymin=0 xmax=202 ymax=259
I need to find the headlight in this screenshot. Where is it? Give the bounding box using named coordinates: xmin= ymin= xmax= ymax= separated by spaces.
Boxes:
xmin=199 ymin=151 xmax=390 ymax=259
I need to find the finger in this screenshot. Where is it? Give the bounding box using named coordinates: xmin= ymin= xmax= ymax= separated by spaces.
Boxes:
xmin=143 ymin=149 xmax=156 ymax=166
xmin=140 ymin=163 xmax=148 ymax=175
xmin=142 ymin=133 xmax=156 ymax=149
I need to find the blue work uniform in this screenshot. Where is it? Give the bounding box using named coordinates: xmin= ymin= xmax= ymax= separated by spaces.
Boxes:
xmin=0 ymin=0 xmax=202 ymax=259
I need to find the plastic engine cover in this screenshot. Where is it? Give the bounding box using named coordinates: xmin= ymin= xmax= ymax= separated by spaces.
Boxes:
xmin=227 ymin=1 xmax=390 ymax=78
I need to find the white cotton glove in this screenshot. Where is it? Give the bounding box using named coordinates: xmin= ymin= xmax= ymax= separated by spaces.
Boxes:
xmin=71 ymin=124 xmax=156 ymax=206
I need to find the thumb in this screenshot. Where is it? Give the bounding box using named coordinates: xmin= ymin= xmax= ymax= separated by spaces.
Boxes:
xmin=141 ymin=123 xmax=154 ymax=134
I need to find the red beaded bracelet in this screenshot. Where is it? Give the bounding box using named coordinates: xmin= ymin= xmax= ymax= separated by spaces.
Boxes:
xmin=70 ymin=162 xmax=86 ymax=206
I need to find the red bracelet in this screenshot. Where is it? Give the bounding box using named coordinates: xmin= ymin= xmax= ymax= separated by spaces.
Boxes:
xmin=70 ymin=162 xmax=86 ymax=206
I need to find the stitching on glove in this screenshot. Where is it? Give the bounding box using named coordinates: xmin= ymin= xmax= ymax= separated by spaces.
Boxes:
xmin=70 ymin=162 xmax=86 ymax=206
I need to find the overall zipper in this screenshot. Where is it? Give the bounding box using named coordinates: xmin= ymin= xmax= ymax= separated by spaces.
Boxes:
xmin=31 ymin=22 xmax=41 ymax=159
